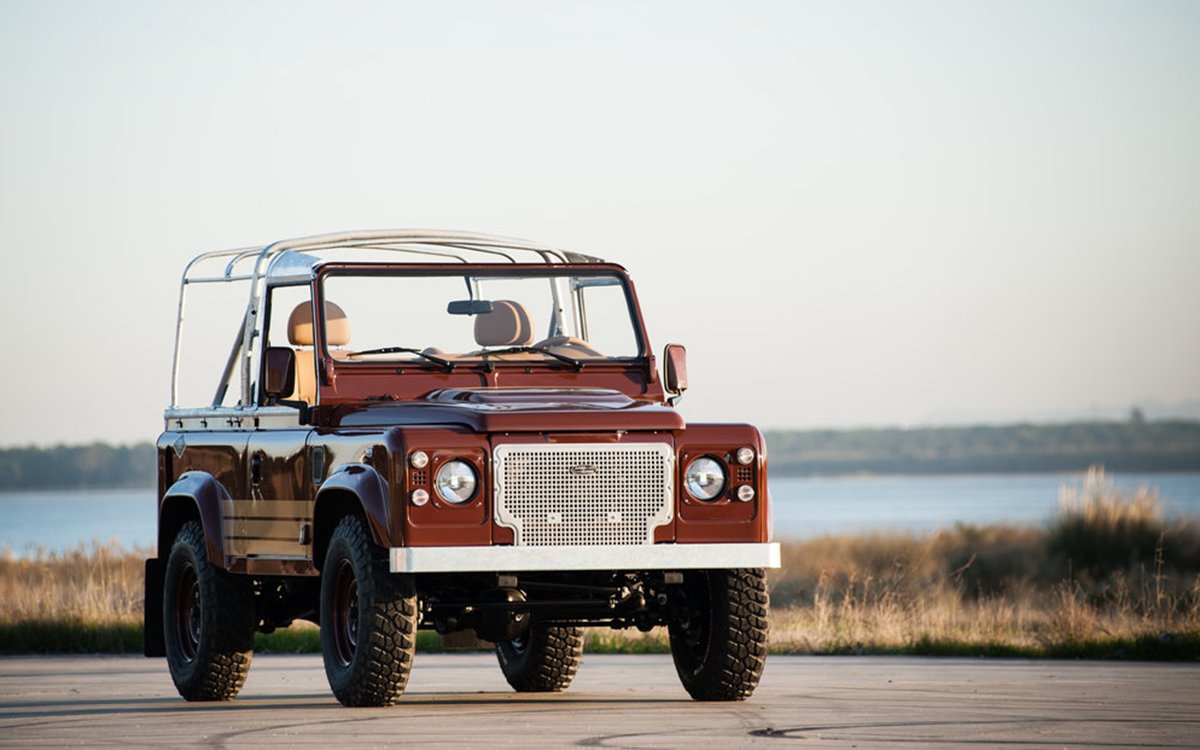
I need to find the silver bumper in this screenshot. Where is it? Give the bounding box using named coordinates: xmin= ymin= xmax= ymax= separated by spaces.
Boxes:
xmin=389 ymin=542 xmax=781 ymax=573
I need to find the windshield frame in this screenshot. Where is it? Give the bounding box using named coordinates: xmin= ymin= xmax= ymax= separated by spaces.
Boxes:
xmin=313 ymin=262 xmax=650 ymax=368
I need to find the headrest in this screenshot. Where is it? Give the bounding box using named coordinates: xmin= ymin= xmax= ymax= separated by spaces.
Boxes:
xmin=474 ymin=300 xmax=533 ymax=347
xmin=288 ymin=301 xmax=350 ymax=347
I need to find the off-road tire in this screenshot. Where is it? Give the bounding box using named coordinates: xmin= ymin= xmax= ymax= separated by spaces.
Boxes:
xmin=320 ymin=514 xmax=418 ymax=707
xmin=668 ymin=568 xmax=769 ymax=701
xmin=496 ymin=624 xmax=584 ymax=692
xmin=163 ymin=520 xmax=256 ymax=701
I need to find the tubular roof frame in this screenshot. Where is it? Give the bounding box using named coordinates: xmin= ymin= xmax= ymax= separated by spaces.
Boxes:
xmin=170 ymin=229 xmax=603 ymax=409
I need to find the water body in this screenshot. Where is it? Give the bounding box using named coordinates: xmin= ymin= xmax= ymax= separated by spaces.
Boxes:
xmin=2 ymin=473 xmax=1199 ymax=554
xmin=1 ymin=487 xmax=158 ymax=554
xmin=768 ymin=472 xmax=1200 ymax=538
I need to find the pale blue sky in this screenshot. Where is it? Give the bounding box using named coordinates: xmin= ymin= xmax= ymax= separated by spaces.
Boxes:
xmin=1 ymin=1 xmax=1197 ymax=445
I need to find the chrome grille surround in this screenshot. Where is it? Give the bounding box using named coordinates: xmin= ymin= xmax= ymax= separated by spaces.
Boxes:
xmin=493 ymin=443 xmax=675 ymax=546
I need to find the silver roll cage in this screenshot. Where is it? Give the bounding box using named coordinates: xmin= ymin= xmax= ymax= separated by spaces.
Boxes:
xmin=169 ymin=230 xmax=604 ymax=411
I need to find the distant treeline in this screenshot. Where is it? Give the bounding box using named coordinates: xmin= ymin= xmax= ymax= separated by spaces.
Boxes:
xmin=0 ymin=443 xmax=156 ymax=490
xmin=1 ymin=421 xmax=1199 ymax=490
xmin=765 ymin=420 xmax=1200 ymax=476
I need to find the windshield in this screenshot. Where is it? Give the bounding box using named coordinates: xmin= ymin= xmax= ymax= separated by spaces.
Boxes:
xmin=319 ymin=269 xmax=643 ymax=366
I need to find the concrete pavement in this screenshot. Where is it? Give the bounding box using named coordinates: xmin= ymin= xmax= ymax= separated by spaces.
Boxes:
xmin=2 ymin=653 xmax=1198 ymax=748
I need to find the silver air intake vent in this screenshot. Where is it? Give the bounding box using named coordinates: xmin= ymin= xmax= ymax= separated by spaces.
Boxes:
xmin=493 ymin=443 xmax=674 ymax=546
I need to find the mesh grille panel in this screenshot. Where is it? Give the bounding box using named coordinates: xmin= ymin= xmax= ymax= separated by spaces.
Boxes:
xmin=494 ymin=443 xmax=674 ymax=546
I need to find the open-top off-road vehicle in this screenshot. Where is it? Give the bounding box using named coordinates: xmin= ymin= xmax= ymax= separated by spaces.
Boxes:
xmin=145 ymin=230 xmax=779 ymax=705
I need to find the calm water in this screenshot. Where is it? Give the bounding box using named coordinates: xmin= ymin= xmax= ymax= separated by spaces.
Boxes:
xmin=3 ymin=472 xmax=1199 ymax=554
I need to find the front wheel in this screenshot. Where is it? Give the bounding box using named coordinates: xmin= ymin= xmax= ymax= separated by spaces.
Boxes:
xmin=163 ymin=520 xmax=256 ymax=701
xmin=668 ymin=568 xmax=769 ymax=701
xmin=495 ymin=624 xmax=584 ymax=692
xmin=320 ymin=514 xmax=418 ymax=707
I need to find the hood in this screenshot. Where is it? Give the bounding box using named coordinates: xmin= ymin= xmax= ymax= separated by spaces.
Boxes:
xmin=329 ymin=388 xmax=684 ymax=432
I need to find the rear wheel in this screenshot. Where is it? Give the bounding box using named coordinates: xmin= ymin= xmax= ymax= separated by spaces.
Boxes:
xmin=668 ymin=568 xmax=769 ymax=701
xmin=163 ymin=520 xmax=256 ymax=701
xmin=496 ymin=624 xmax=584 ymax=692
xmin=320 ymin=514 xmax=418 ymax=707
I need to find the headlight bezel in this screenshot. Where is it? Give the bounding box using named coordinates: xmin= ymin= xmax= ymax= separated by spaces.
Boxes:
xmin=434 ymin=458 xmax=479 ymax=504
xmin=684 ymin=455 xmax=727 ymax=502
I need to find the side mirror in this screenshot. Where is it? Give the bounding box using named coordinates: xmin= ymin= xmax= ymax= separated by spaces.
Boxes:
xmin=663 ymin=343 xmax=688 ymax=403
xmin=263 ymin=347 xmax=296 ymax=402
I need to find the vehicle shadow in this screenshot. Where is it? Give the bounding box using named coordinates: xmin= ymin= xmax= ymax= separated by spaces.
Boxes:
xmin=1 ymin=692 xmax=684 ymax=720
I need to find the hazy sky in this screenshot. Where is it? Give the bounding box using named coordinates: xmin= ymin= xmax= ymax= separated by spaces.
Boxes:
xmin=1 ymin=1 xmax=1197 ymax=446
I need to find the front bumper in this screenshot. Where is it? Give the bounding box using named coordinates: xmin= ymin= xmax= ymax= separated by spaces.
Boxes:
xmin=389 ymin=542 xmax=781 ymax=573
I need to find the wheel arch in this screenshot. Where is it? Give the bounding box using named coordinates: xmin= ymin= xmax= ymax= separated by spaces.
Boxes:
xmin=159 ymin=472 xmax=231 ymax=568
xmin=313 ymin=464 xmax=392 ymax=570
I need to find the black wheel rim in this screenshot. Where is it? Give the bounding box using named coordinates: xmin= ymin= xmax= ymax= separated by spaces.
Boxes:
xmin=173 ymin=561 xmax=201 ymax=663
xmin=331 ymin=558 xmax=359 ymax=667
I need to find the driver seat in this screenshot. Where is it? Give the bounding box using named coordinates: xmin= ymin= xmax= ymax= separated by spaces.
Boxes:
xmin=286 ymin=301 xmax=350 ymax=404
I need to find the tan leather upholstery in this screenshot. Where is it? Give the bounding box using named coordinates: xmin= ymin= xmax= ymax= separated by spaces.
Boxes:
xmin=288 ymin=301 xmax=350 ymax=347
xmin=289 ymin=351 xmax=318 ymax=404
xmin=474 ymin=300 xmax=533 ymax=347
xmin=286 ymin=301 xmax=350 ymax=404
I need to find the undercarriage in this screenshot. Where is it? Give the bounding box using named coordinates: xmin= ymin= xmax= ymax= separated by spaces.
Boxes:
xmin=253 ymin=570 xmax=688 ymax=642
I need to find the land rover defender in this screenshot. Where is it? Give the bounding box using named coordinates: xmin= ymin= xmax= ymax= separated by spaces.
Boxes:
xmin=144 ymin=230 xmax=779 ymax=706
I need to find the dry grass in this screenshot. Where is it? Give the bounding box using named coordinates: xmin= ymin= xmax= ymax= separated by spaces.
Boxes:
xmin=3 ymin=469 xmax=1198 ymax=657
xmin=757 ymin=469 xmax=1200 ymax=657
xmin=0 ymin=541 xmax=149 ymax=652
xmin=0 ymin=541 xmax=147 ymax=625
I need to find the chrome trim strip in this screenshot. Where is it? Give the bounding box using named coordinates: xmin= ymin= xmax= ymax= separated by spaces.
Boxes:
xmin=389 ymin=542 xmax=780 ymax=573
xmin=163 ymin=406 xmax=302 ymax=431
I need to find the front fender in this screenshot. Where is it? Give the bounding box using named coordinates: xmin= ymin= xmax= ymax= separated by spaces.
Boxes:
xmin=159 ymin=471 xmax=231 ymax=567
xmin=313 ymin=464 xmax=392 ymax=566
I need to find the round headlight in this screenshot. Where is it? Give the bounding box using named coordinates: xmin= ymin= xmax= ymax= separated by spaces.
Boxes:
xmin=685 ymin=457 xmax=726 ymax=501
xmin=736 ymin=447 xmax=755 ymax=465
xmin=409 ymin=450 xmax=429 ymax=469
xmin=435 ymin=460 xmax=477 ymax=504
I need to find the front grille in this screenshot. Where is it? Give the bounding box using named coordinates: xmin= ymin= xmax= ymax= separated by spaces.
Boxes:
xmin=494 ymin=443 xmax=674 ymax=546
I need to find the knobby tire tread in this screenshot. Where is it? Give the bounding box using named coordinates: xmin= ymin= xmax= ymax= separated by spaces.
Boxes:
xmin=165 ymin=521 xmax=256 ymax=701
xmin=670 ymin=568 xmax=769 ymax=702
xmin=497 ymin=625 xmax=585 ymax=692
xmin=321 ymin=514 xmax=418 ymax=707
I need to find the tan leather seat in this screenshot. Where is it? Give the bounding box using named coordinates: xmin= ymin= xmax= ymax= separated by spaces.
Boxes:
xmin=286 ymin=301 xmax=350 ymax=404
xmin=474 ymin=300 xmax=533 ymax=347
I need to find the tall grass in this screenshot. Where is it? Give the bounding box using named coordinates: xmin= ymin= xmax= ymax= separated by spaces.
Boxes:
xmin=759 ymin=469 xmax=1200 ymax=657
xmin=3 ymin=470 xmax=1198 ymax=657
xmin=0 ymin=541 xmax=148 ymax=652
xmin=0 ymin=541 xmax=147 ymax=622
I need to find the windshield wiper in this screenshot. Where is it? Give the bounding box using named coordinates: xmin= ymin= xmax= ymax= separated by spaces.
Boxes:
xmin=349 ymin=346 xmax=455 ymax=372
xmin=482 ymin=345 xmax=585 ymax=371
